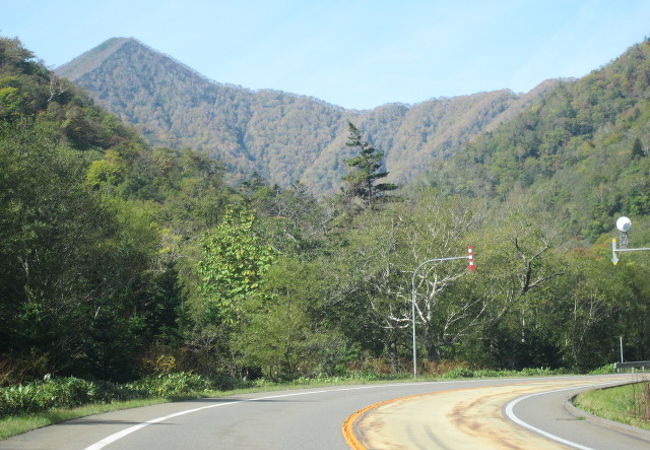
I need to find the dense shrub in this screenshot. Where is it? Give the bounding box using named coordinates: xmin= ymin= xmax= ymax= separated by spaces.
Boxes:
xmin=439 ymin=366 xmax=564 ymax=379
xmin=0 ymin=373 xmax=214 ymax=418
xmin=125 ymin=373 xmax=212 ymax=397
xmin=441 ymin=367 xmax=476 ymax=379
xmin=589 ymin=364 xmax=616 ymax=375
xmin=0 ymin=376 xmax=96 ymax=417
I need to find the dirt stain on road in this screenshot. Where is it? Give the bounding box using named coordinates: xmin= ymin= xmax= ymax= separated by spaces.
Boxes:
xmin=351 ymin=376 xmax=633 ymax=449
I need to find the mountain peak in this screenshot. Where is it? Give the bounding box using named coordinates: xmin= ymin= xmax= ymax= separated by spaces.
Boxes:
xmin=56 ymin=37 xmax=130 ymax=80
xmin=56 ymin=37 xmax=148 ymax=81
xmin=54 ymin=38 xmax=562 ymax=192
xmin=56 ymin=36 xmax=220 ymax=91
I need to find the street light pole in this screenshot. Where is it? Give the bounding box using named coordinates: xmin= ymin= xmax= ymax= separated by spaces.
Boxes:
xmin=611 ymin=216 xmax=650 ymax=265
xmin=611 ymin=217 xmax=647 ymax=370
xmin=411 ymin=248 xmax=475 ymax=378
xmin=619 ymin=336 xmax=624 ymax=364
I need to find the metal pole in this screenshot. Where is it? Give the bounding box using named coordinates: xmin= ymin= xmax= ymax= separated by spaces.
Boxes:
xmin=411 ymin=272 xmax=417 ymax=378
xmin=611 ymin=237 xmax=650 ymax=265
xmin=620 ymin=336 xmax=624 ymax=363
xmin=411 ymin=255 xmax=471 ymax=379
xmin=612 ymin=217 xmax=650 ymax=265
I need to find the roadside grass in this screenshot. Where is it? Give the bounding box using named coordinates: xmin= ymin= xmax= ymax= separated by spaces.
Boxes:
xmin=0 ymin=367 xmax=579 ymax=440
xmin=574 ymin=381 xmax=650 ymax=431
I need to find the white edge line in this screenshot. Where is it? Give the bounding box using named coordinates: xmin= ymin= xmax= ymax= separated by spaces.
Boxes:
xmin=504 ymin=381 xmax=625 ymax=450
xmin=84 ymin=384 xmax=418 ymax=449
xmin=85 ymin=375 xmax=626 ymax=450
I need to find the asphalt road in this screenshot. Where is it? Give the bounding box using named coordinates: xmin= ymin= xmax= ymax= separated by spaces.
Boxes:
xmin=353 ymin=374 xmax=650 ymax=449
xmin=0 ymin=374 xmax=645 ymax=449
xmin=508 ymin=380 xmax=650 ymax=449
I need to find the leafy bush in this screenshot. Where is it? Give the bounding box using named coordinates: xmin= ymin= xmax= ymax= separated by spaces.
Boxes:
xmin=0 ymin=376 xmax=96 ymax=417
xmin=125 ymin=373 xmax=212 ymax=398
xmin=425 ymin=360 xmax=472 ymax=376
xmin=438 ymin=366 xmax=564 ymax=380
xmin=31 ymin=376 xmax=96 ymax=409
xmin=441 ymin=367 xmax=476 ymax=378
xmin=1 ymin=384 xmax=39 ymax=416
xmin=0 ymin=372 xmax=214 ymax=418
xmin=519 ymin=367 xmax=562 ymax=376
xmin=589 ymin=364 xmax=616 ymax=374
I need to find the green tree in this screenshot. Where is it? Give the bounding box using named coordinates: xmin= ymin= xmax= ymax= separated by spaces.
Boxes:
xmin=0 ymin=120 xmax=160 ymax=381
xmin=186 ymin=209 xmax=279 ymax=376
xmin=631 ymin=137 xmax=645 ymax=159
xmin=236 ymin=256 xmax=355 ymax=379
xmin=341 ymin=122 xmax=397 ymax=212
xmin=195 ymin=209 xmax=278 ymax=324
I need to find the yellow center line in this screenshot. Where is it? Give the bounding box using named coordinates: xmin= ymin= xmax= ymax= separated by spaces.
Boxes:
xmin=341 ymin=385 xmax=493 ymax=449
xmin=340 ymin=377 xmax=632 ymax=449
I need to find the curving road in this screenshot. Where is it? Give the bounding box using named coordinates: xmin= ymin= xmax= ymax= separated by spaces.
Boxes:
xmin=352 ymin=374 xmax=650 ymax=449
xmin=0 ymin=374 xmax=645 ymax=449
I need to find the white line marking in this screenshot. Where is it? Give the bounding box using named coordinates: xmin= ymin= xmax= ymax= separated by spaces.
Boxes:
xmin=85 ymin=375 xmax=627 ymax=450
xmin=504 ymin=381 xmax=625 ymax=450
xmin=84 ymin=383 xmax=430 ymax=449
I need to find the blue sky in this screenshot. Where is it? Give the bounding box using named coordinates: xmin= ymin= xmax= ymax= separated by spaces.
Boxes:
xmin=3 ymin=0 xmax=649 ymax=109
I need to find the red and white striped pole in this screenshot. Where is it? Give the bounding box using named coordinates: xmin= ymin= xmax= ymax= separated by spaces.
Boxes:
xmin=467 ymin=246 xmax=476 ymax=271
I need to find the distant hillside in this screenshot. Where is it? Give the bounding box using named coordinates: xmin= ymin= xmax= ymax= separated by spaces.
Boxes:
xmin=431 ymin=38 xmax=650 ymax=243
xmin=57 ymin=38 xmax=553 ymax=193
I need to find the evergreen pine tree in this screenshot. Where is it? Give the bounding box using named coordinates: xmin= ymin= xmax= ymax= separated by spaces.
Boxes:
xmin=341 ymin=122 xmax=397 ymax=212
xmin=632 ymin=137 xmax=645 ymax=159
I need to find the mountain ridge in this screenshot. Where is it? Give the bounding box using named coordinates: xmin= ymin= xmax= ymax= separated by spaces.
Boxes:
xmin=430 ymin=38 xmax=650 ymax=242
xmin=56 ymin=38 xmax=556 ymax=192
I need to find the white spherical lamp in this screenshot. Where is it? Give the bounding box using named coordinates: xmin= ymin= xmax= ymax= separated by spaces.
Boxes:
xmin=616 ymin=216 xmax=632 ymax=232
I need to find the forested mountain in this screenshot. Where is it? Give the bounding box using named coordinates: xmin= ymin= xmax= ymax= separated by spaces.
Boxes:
xmin=431 ymin=38 xmax=650 ymax=244
xmin=56 ymin=37 xmax=556 ymax=193
xmin=3 ymin=34 xmax=650 ymax=393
